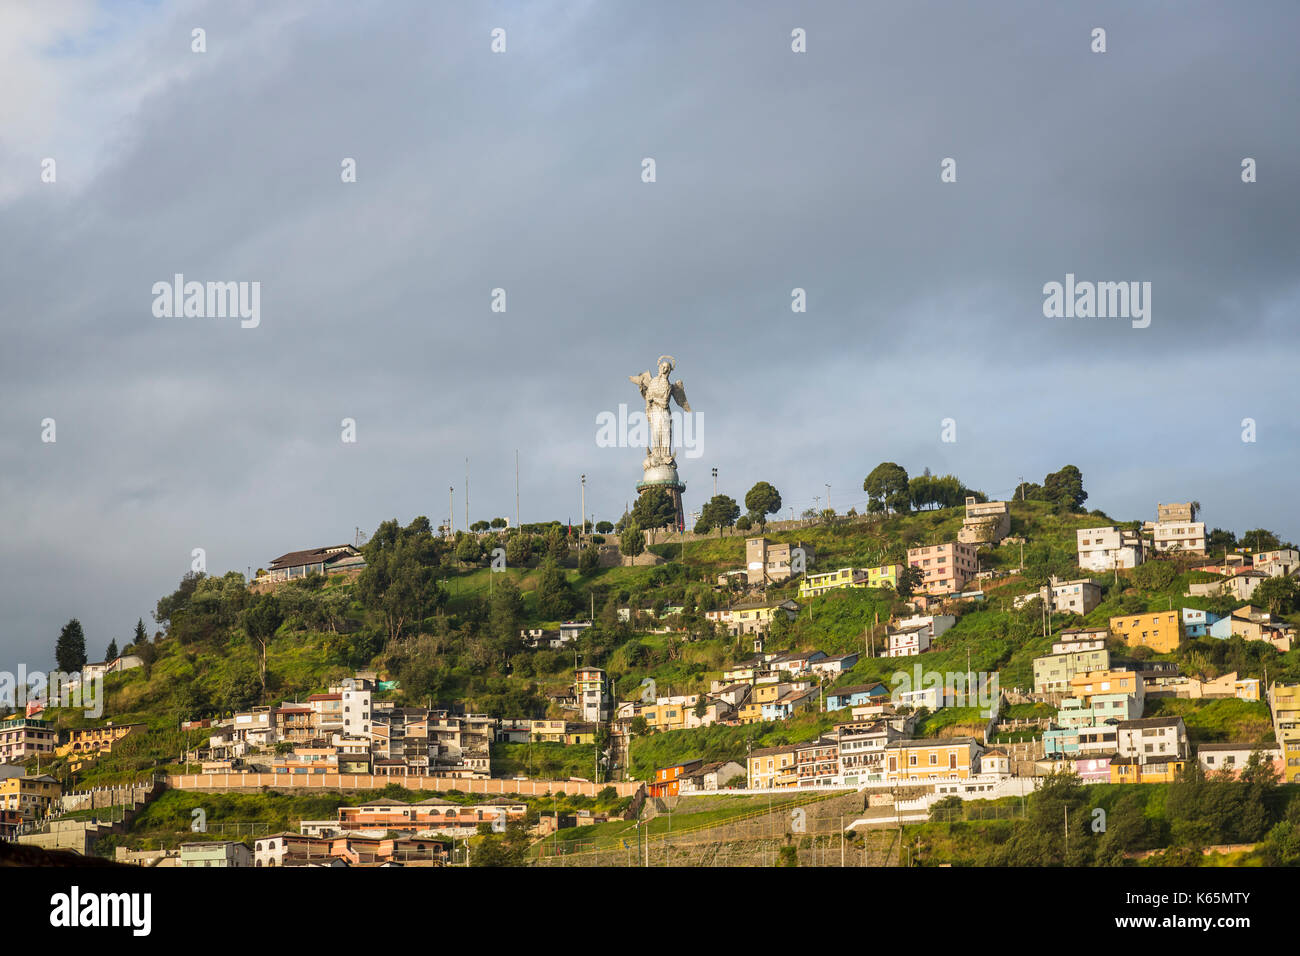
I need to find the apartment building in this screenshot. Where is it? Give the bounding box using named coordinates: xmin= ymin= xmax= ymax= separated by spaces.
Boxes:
xmin=884 ymin=738 xmax=985 ymax=783
xmin=1076 ymin=526 xmax=1145 ymax=571
xmin=906 ymin=542 xmax=979 ymax=595
xmin=836 ymin=720 xmax=904 ymax=785
xmin=794 ymin=737 xmax=840 ymax=787
xmin=1149 ymin=521 xmax=1207 ymax=555
xmin=748 ymin=744 xmax=797 ymax=789
xmin=1070 ymin=669 xmax=1145 ymax=712
xmin=0 ymin=717 xmax=57 ymax=764
xmin=1109 ymin=610 xmax=1184 ymax=654
xmin=744 ymin=537 xmax=815 ymax=586
xmin=576 ymin=666 xmax=612 ymax=722
xmin=1032 ymin=646 xmax=1111 ymax=694
xmin=1269 ymin=682 xmax=1300 ymax=784
xmin=958 ymin=498 xmax=1011 ymax=545
xmin=884 ymin=614 xmax=955 ymax=658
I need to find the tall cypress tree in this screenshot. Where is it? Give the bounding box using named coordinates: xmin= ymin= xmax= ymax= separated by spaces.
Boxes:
xmin=55 ymin=619 xmax=88 ymax=673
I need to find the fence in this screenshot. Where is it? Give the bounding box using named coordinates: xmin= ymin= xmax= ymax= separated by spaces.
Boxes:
xmin=167 ymin=772 xmax=642 ymax=798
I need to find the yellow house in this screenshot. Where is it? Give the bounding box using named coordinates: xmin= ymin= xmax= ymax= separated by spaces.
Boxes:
xmin=1109 ymin=756 xmax=1186 ymax=784
xmin=883 ymin=738 xmax=983 ymax=783
xmin=564 ymin=723 xmax=598 ymax=746
xmin=643 ymin=700 xmax=692 ymax=732
xmin=748 ymin=745 xmax=797 ymax=789
xmin=866 ymin=564 xmax=904 ymax=589
xmin=0 ymin=771 xmax=62 ymax=820
xmin=1109 ymin=611 xmax=1184 ymax=654
xmin=798 ymin=565 xmax=904 ymax=599
xmin=56 ymin=722 xmax=146 ymax=767
xmin=738 ymin=682 xmax=808 ymax=724
xmin=529 ymin=719 xmax=567 ymax=744
xmin=1069 ymin=669 xmax=1142 ymax=704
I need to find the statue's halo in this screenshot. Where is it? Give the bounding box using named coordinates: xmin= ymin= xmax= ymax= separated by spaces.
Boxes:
xmin=657 ymin=355 xmax=676 ymax=371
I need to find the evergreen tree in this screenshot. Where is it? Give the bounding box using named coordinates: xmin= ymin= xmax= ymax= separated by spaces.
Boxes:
xmin=55 ymin=619 xmax=87 ymax=673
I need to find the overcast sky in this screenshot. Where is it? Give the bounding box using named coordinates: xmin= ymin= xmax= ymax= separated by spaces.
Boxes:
xmin=2 ymin=0 xmax=1298 ymax=669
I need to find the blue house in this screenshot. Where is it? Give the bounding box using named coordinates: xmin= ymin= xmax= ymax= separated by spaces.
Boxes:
xmin=1182 ymin=607 xmax=1225 ymax=638
xmin=825 ymin=682 xmax=891 ymax=712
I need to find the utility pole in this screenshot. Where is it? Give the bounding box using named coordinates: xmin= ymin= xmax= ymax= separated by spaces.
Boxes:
xmin=711 ymin=467 xmax=718 ymax=499
xmin=580 ymin=474 xmax=587 ymax=546
xmin=465 ymin=458 xmax=469 ymax=532
xmin=449 ymin=486 xmax=454 ymax=536
xmin=515 ymin=449 xmax=520 ymax=530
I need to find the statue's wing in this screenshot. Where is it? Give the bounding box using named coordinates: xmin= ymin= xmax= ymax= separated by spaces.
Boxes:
xmin=629 ymin=371 xmax=651 ymax=396
xmin=671 ymin=380 xmax=691 ymax=413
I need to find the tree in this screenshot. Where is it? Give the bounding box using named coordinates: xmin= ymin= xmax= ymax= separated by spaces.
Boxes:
xmin=744 ymin=481 xmax=782 ymax=531
xmin=488 ymin=577 xmax=525 ymax=657
xmin=620 ymin=522 xmax=646 ymax=559
xmin=456 ymin=533 xmax=483 ymax=564
xmin=55 ymin=619 xmax=87 ymax=674
xmin=505 ymin=533 xmax=532 ymax=567
xmin=1242 ymin=528 xmax=1284 ymax=552
xmin=356 ymin=518 xmax=447 ymax=644
xmin=701 ymin=494 xmax=740 ymax=538
xmin=490 ymin=517 xmax=507 ymax=529
xmin=105 ymin=639 xmax=119 ymax=661
xmin=895 ymin=565 xmax=924 ymax=600
xmin=735 ymin=515 xmax=753 ymax=532
xmin=133 ymin=618 xmax=149 ymax=647
xmin=219 ymin=663 xmax=263 ymax=713
xmin=632 ymin=487 xmax=677 ymax=541
xmin=864 ymin=462 xmax=910 ymax=514
xmin=596 ymin=521 xmax=614 ymax=534
xmin=578 ymin=543 xmax=599 ymax=576
xmin=1206 ymin=528 xmax=1237 ymax=555
xmin=470 ymin=520 xmax=490 ymax=533
xmin=240 ymin=594 xmax=284 ymax=694
xmin=1042 ymin=465 xmax=1087 ymax=512
xmin=1256 ymin=576 xmax=1299 ymax=616
xmin=536 ymin=558 xmax=573 ymax=620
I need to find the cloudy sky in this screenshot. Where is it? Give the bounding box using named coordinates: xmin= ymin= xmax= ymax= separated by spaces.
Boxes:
xmin=2 ymin=0 xmax=1298 ymax=669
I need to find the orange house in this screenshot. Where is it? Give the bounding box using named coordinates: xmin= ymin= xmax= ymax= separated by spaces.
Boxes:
xmin=649 ymin=758 xmax=704 ymax=798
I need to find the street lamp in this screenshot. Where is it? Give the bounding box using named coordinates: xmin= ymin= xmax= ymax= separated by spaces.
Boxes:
xmin=711 ymin=467 xmax=718 ymax=498
xmin=580 ymin=474 xmax=587 ymax=545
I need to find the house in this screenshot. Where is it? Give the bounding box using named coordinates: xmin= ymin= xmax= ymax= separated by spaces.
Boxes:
xmin=1070 ymin=669 xmax=1145 ymax=713
xmin=1196 ymin=742 xmax=1283 ymax=779
xmin=1109 ymin=755 xmax=1187 ymax=784
xmin=906 ymin=542 xmax=979 ymax=595
xmin=520 ymin=628 xmax=562 ymax=649
xmin=1116 ymin=716 xmax=1189 ymax=764
xmin=1227 ymin=606 xmax=1294 ymax=651
xmin=884 ymin=615 xmax=953 ymax=658
xmin=649 ymin=759 xmax=705 ymax=798
xmin=739 ymin=681 xmax=812 ymax=723
xmin=799 ymin=567 xmax=871 ymax=598
xmin=677 ymin=760 xmax=746 ymax=793
xmin=1109 ymin=610 xmax=1184 ymax=654
xmin=0 ymin=767 xmax=61 ymax=820
xmin=559 ymin=621 xmax=593 ymax=643
xmin=1188 ymin=570 xmax=1268 ymax=602
xmin=526 ymin=718 xmax=565 ymax=744
xmin=810 ymin=653 xmax=859 ymax=679
xmin=768 ymin=649 xmax=828 ymax=676
xmin=179 ymin=841 xmax=253 ymax=867
xmin=705 ymin=600 xmax=800 ymax=637
xmin=262 ymin=544 xmax=366 ymax=583
xmin=762 ymin=687 xmax=820 ymax=721
xmin=1012 ymin=577 xmax=1101 ymax=616
xmin=748 ymin=744 xmax=797 ymax=789
xmin=254 ymin=832 xmax=335 ymax=867
xmin=958 ymin=498 xmax=1011 ymax=545
xmin=1254 ymin=548 xmax=1300 ymax=577
xmin=826 ymin=682 xmax=890 ymax=712
xmin=884 ymin=738 xmax=985 ymax=783
xmin=1181 ymin=607 xmax=1225 ymax=638
xmin=1077 ymin=526 xmax=1144 ymax=571
xmin=643 ymin=695 xmax=698 ymax=732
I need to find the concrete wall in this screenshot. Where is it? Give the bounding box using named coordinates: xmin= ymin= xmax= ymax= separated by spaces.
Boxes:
xmin=168 ymin=772 xmax=642 ymax=798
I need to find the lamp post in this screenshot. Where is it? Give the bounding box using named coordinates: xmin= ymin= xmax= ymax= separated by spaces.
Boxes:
xmin=711 ymin=467 xmax=718 ymax=499
xmin=580 ymin=474 xmax=587 ymax=546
